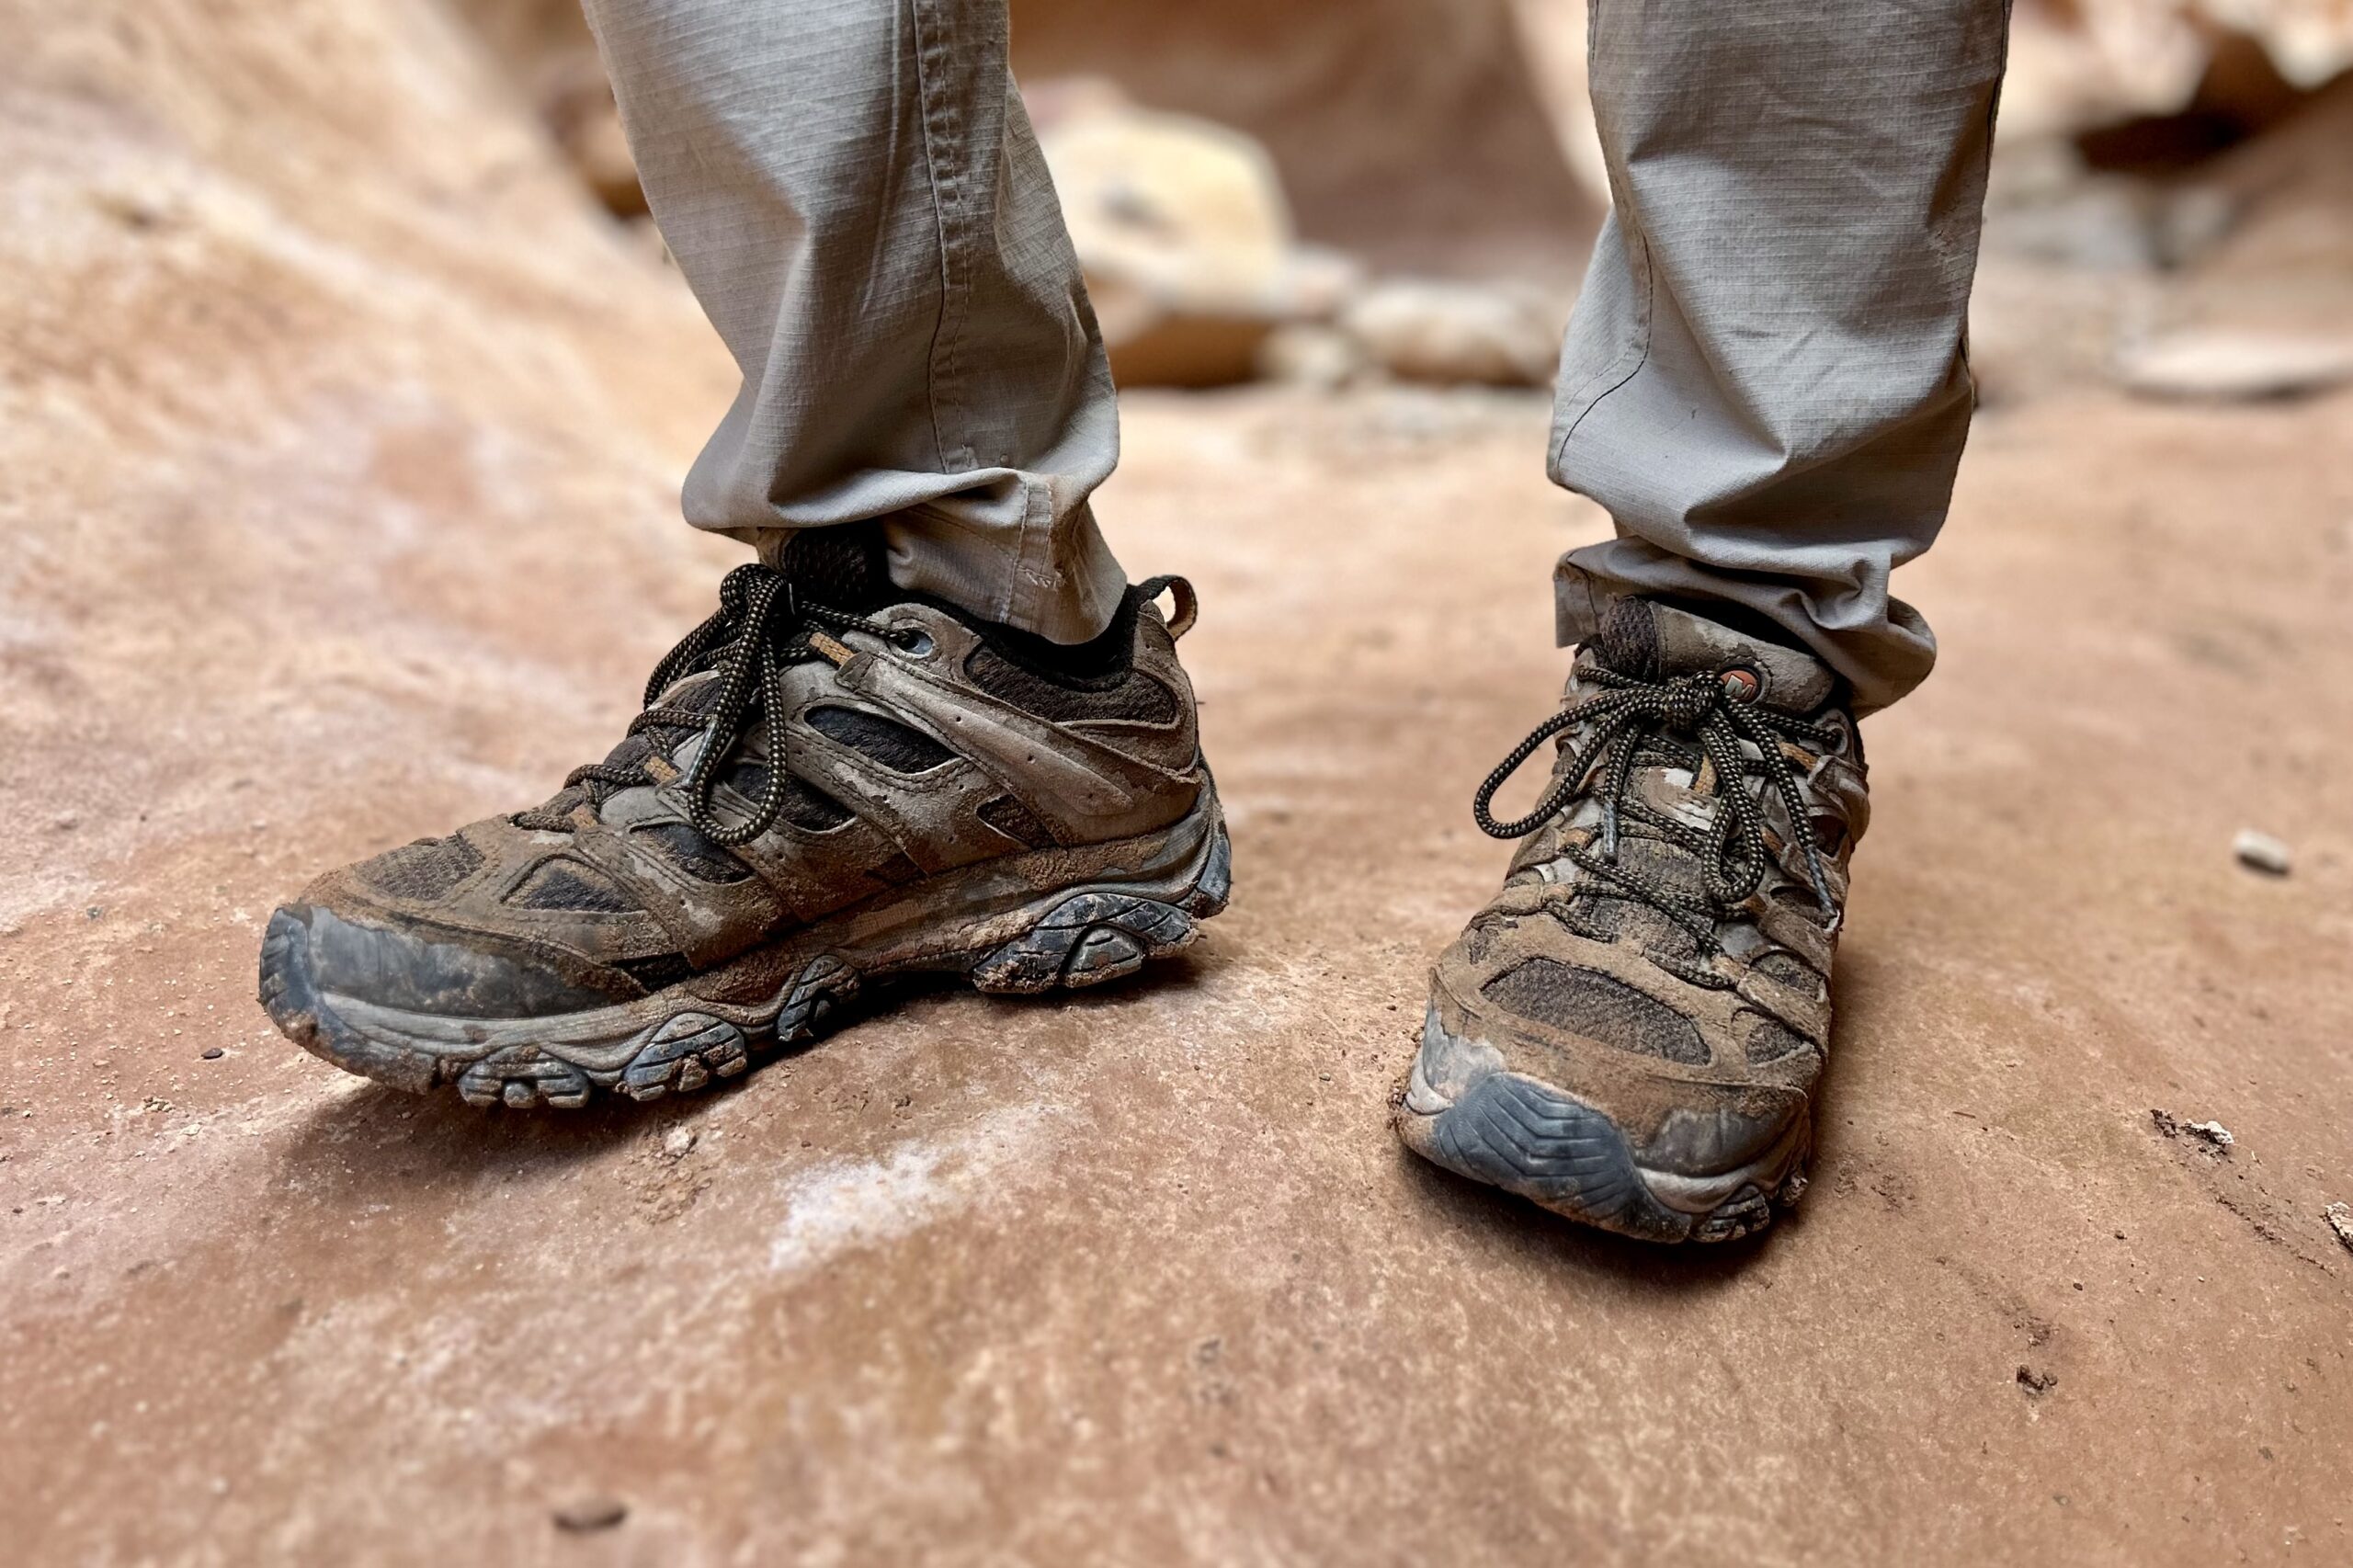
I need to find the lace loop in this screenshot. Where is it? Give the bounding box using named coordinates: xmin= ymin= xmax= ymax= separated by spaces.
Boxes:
xmin=1472 ymin=665 xmax=1842 ymax=935
xmin=516 ymin=562 xmax=894 ymax=845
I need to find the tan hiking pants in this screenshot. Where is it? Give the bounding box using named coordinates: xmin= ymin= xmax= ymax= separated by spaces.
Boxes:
xmin=581 ymin=0 xmax=2010 ymax=711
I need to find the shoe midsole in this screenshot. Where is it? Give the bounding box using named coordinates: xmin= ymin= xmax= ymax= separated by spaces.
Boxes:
xmin=315 ymin=785 xmax=1224 ymax=1069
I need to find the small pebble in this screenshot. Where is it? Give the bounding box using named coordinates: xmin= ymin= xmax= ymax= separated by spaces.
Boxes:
xmin=201 ymin=1047 xmax=224 ymax=1061
xmin=2233 ymin=829 xmax=2291 ymax=876
xmin=662 ymin=1127 xmax=696 ymax=1159
xmin=2151 ymin=1108 xmax=2234 ymax=1150
xmin=552 ymin=1495 xmax=628 ymax=1532
xmin=2325 ymin=1202 xmax=2353 ymax=1254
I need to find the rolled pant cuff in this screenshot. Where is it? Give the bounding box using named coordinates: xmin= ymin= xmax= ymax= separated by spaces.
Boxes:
xmin=1552 ymin=551 xmax=1936 ymax=718
xmin=740 ymin=494 xmax=1128 ymax=646
xmin=890 ymin=495 xmax=1128 ymax=644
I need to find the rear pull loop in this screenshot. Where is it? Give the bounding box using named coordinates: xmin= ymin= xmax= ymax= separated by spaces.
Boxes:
xmin=1136 ymin=574 xmax=1199 ymax=641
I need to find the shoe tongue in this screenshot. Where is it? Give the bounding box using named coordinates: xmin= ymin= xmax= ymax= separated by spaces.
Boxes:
xmin=758 ymin=522 xmax=894 ymax=614
xmin=1591 ymin=598 xmax=1836 ymax=713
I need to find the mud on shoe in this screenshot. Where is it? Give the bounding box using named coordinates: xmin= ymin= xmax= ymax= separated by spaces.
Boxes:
xmin=257 ymin=528 xmax=1229 ymax=1108
xmin=1394 ymin=598 xmax=1868 ymax=1243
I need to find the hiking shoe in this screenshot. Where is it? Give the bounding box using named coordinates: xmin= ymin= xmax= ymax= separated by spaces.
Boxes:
xmin=257 ymin=529 xmax=1229 ymax=1108
xmin=1393 ymin=598 xmax=1868 ymax=1243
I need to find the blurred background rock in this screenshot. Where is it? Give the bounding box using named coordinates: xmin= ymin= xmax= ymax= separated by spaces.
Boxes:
xmin=456 ymin=0 xmax=2353 ymax=393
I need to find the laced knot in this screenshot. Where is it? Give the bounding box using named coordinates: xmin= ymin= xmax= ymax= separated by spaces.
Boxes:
xmin=516 ymin=562 xmax=904 ymax=846
xmin=1472 ymin=662 xmax=1842 ymax=946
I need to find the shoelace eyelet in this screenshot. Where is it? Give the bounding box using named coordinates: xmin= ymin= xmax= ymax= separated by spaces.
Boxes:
xmin=529 ymin=562 xmax=909 ymax=846
xmin=891 ymin=627 xmax=936 ymax=657
xmin=1472 ymin=659 xmax=1842 ymax=926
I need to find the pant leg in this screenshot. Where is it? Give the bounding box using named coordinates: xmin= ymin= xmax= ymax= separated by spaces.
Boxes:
xmin=580 ymin=0 xmax=1124 ymax=642
xmin=1548 ymin=0 xmax=2011 ymax=714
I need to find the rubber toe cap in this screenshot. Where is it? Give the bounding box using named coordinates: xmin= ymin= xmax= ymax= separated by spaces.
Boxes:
xmin=274 ymin=903 xmax=630 ymax=1019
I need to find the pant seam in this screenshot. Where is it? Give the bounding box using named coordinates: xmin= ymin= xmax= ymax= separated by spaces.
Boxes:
xmin=906 ymin=0 xmax=976 ymax=475
xmin=1551 ymin=224 xmax=1654 ymax=478
xmin=1006 ymin=482 xmax=1055 ymax=625
xmin=1549 ymin=0 xmax=1654 ymax=479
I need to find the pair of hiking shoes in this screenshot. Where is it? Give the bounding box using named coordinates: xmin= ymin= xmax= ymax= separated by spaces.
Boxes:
xmin=258 ymin=530 xmax=1863 ymax=1244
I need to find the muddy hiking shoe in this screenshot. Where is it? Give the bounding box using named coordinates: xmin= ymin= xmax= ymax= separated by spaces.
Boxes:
xmin=1394 ymin=598 xmax=1868 ymax=1244
xmin=258 ymin=528 xmax=1229 ymax=1108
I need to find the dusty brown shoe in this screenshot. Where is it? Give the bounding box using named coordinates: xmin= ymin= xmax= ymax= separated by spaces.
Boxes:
xmin=258 ymin=531 xmax=1228 ymax=1108
xmin=1394 ymin=598 xmax=1868 ymax=1243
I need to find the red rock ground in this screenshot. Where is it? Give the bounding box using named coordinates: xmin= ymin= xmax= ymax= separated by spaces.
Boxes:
xmin=4 ymin=6 xmax=2350 ymax=1564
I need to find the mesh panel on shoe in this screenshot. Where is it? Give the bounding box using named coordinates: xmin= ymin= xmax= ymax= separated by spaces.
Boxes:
xmin=1480 ymin=958 xmax=1709 ymax=1065
xmin=868 ymin=849 xmax=924 ymax=886
xmin=361 ymin=835 xmax=484 ymax=900
xmin=1554 ymin=893 xmax=1631 ymax=942
xmin=963 ymin=643 xmax=1180 ymax=724
xmin=768 ymin=522 xmax=890 ymax=613
xmin=1738 ymin=1009 xmax=1816 ymax=1065
xmin=1639 ymin=914 xmax=1704 ymax=966
xmin=718 ymin=760 xmax=855 ymax=832
xmin=1593 ymin=598 xmax=1663 ymax=678
xmin=1615 ymin=839 xmax=1711 ymax=901
xmin=666 ymin=674 xmax=728 ymax=714
xmin=507 ymin=860 xmax=638 ymax=913
xmin=977 ymin=793 xmax=1056 ymax=848
xmin=720 ymin=757 xmax=768 ymax=801
xmin=805 ymin=706 xmax=957 ymax=773
xmin=1751 ymin=949 xmax=1821 ymax=991
xmin=637 ymin=822 xmax=752 ymax=883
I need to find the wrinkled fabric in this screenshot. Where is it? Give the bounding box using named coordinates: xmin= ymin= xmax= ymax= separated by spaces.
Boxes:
xmin=588 ymin=0 xmax=2009 ymax=705
xmin=1551 ymin=0 xmax=2012 ymax=712
xmin=580 ymin=0 xmax=1122 ymax=642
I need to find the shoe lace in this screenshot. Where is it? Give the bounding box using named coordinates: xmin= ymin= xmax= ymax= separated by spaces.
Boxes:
xmin=516 ymin=562 xmax=907 ymax=846
xmin=1472 ymin=665 xmax=1842 ymax=949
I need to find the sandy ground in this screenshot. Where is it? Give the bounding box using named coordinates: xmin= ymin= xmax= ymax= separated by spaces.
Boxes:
xmin=6 ymin=362 xmax=2353 ymax=1564
xmin=6 ymin=8 xmax=2353 ymax=1563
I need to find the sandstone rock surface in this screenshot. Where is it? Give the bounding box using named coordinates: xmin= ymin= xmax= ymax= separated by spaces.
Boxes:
xmin=2115 ymin=329 xmax=2353 ymax=400
xmin=1029 ymin=83 xmax=1359 ymax=388
xmin=1339 ymin=278 xmax=1564 ymax=388
xmin=4 ymin=6 xmax=2352 ymax=1567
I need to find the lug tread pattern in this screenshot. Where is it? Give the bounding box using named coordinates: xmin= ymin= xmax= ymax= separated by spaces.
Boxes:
xmin=617 ymin=1012 xmax=751 ymax=1103
xmin=774 ymin=954 xmax=858 ymax=1042
xmin=967 ymin=891 xmax=1198 ymax=994
xmin=457 ymin=1049 xmax=595 ymax=1109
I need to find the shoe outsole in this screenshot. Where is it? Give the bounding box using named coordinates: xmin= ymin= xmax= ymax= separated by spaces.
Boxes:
xmin=1392 ymin=1010 xmax=1809 ymax=1245
xmin=261 ymin=800 xmax=1231 ymax=1110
